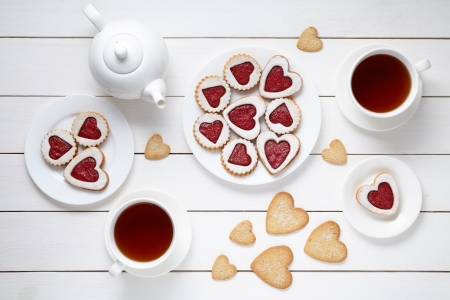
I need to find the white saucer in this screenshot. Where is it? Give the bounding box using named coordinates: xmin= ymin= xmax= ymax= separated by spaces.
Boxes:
xmin=336 ymin=44 xmax=423 ymax=131
xmin=104 ymin=189 xmax=192 ymax=277
xmin=24 ymin=95 xmax=134 ymax=205
xmin=342 ymin=156 xmax=422 ymax=238
xmin=182 ymin=47 xmax=321 ymax=185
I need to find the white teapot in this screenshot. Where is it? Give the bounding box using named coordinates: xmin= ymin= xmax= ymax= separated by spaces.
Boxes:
xmin=83 ymin=3 xmax=168 ymax=109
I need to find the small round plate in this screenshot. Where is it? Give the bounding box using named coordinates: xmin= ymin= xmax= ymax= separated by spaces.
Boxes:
xmin=182 ymin=47 xmax=321 ymax=185
xmin=104 ymin=189 xmax=192 ymax=277
xmin=336 ymin=44 xmax=422 ymax=131
xmin=342 ymin=156 xmax=422 ymax=238
xmin=24 ymin=95 xmax=134 ymax=205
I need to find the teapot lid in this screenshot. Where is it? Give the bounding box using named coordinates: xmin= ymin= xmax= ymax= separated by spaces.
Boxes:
xmin=103 ymin=33 xmax=143 ymax=74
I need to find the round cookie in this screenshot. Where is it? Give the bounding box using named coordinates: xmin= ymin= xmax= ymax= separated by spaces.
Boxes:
xmin=195 ymin=76 xmax=231 ymax=112
xmin=41 ymin=129 xmax=77 ymax=166
xmin=72 ymin=112 xmax=109 ymax=147
xmin=224 ymin=54 xmax=261 ymax=90
xmin=193 ymin=113 xmax=230 ymax=150
xmin=265 ymin=98 xmax=302 ymax=134
xmin=221 ymin=139 xmax=258 ymax=177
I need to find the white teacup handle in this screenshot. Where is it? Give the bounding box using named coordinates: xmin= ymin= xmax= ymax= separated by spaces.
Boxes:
xmin=83 ymin=3 xmax=108 ymax=32
xmin=415 ymin=59 xmax=431 ymax=73
xmin=109 ymin=260 xmax=125 ymax=278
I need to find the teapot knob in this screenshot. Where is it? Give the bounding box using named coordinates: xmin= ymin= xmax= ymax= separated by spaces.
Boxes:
xmin=114 ymin=45 xmax=128 ymax=59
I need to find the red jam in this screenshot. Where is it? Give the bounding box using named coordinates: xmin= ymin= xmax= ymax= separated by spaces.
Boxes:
xmin=264 ymin=140 xmax=290 ymax=169
xmin=71 ymin=157 xmax=99 ymax=182
xmin=199 ymin=120 xmax=223 ymax=144
xmin=202 ymin=86 xmax=226 ymax=108
xmin=368 ymin=182 xmax=394 ymax=209
xmin=48 ymin=136 xmax=72 ymax=160
xmin=78 ymin=117 xmax=102 ymax=140
xmin=230 ymin=62 xmax=254 ymax=85
xmin=264 ymin=66 xmax=293 ymax=92
xmin=228 ymin=143 xmax=251 ymax=166
xmin=228 ymin=104 xmax=256 ymax=130
xmin=269 ymin=103 xmax=293 ymax=127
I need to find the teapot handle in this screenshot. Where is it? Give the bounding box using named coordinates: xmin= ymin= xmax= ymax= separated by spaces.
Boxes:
xmin=142 ymin=79 xmax=167 ymax=109
xmin=83 ymin=3 xmax=108 ymax=32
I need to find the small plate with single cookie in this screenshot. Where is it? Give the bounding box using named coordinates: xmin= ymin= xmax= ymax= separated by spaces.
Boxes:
xmin=342 ymin=156 xmax=422 ymax=238
xmin=25 ymin=95 xmax=134 ymax=205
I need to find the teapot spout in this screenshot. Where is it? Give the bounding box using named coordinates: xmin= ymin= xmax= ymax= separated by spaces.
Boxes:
xmin=142 ymin=79 xmax=167 ymax=109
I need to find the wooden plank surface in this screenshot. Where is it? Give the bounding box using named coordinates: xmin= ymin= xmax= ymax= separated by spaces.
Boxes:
xmin=0 ymin=212 xmax=448 ymax=271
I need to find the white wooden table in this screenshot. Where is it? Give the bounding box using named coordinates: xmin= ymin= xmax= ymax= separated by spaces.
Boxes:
xmin=1 ymin=0 xmax=450 ymax=298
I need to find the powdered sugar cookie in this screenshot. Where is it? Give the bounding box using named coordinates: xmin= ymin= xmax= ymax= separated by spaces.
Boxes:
xmin=72 ymin=112 xmax=109 ymax=147
xmin=265 ymin=98 xmax=302 ymax=134
xmin=41 ymin=129 xmax=77 ymax=166
xmin=222 ymin=95 xmax=266 ymax=140
xmin=266 ymin=192 xmax=309 ymax=234
xmin=195 ymin=76 xmax=231 ymax=112
xmin=223 ymin=54 xmax=261 ymax=90
xmin=229 ymin=220 xmax=256 ymax=245
xmin=193 ymin=114 xmax=230 ymax=150
xmin=221 ymin=139 xmax=258 ymax=177
xmin=304 ymin=221 xmax=347 ymax=263
xmin=212 ymin=255 xmax=237 ymax=280
xmin=356 ymin=173 xmax=399 ymax=216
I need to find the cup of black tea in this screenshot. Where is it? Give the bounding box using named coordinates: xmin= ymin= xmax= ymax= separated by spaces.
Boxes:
xmin=107 ymin=198 xmax=176 ymax=277
xmin=349 ymin=48 xmax=430 ymax=118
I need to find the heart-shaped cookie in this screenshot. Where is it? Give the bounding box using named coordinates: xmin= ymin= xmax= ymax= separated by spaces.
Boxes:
xmin=304 ymin=221 xmax=347 ymax=263
xmin=256 ymin=131 xmax=300 ymax=175
xmin=212 ymin=255 xmax=237 ymax=280
xmin=265 ymin=98 xmax=302 ymax=134
xmin=195 ymin=76 xmax=231 ymax=112
xmin=221 ymin=139 xmax=258 ymax=176
xmin=223 ymin=54 xmax=261 ymax=90
xmin=259 ymin=55 xmax=303 ymax=99
xmin=297 ymin=26 xmax=323 ymax=52
xmin=145 ymin=134 xmax=171 ymax=159
xmin=72 ymin=112 xmax=109 ymax=147
xmin=229 ymin=220 xmax=256 ymax=245
xmin=63 ymin=147 xmax=109 ymax=191
xmin=321 ymin=139 xmax=347 ymax=164
xmin=193 ymin=114 xmax=230 ymax=150
xmin=356 ymin=173 xmax=399 ymax=215
xmin=266 ymin=192 xmax=309 ymax=234
xmin=41 ymin=129 xmax=77 ymax=166
xmin=250 ymin=245 xmax=293 ymax=289
xmin=223 ymin=95 xmax=266 ymax=140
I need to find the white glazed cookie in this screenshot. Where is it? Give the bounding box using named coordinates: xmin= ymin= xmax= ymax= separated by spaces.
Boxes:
xmin=259 ymin=55 xmax=303 ymax=99
xmin=193 ymin=113 xmax=230 ymax=150
xmin=63 ymin=147 xmax=109 ymax=191
xmin=41 ymin=129 xmax=77 ymax=166
xmin=195 ymin=76 xmax=231 ymax=112
xmin=265 ymin=98 xmax=302 ymax=134
xmin=72 ymin=112 xmax=109 ymax=147
xmin=256 ymin=131 xmax=300 ymax=175
xmin=356 ymin=173 xmax=400 ymax=216
xmin=222 ymin=95 xmax=266 ymax=140
xmin=221 ymin=139 xmax=258 ymax=177
xmin=223 ymin=54 xmax=261 ymax=90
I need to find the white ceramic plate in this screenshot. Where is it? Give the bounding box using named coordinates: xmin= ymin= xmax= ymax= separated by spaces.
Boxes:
xmin=104 ymin=189 xmax=192 ymax=277
xmin=182 ymin=47 xmax=321 ymax=185
xmin=24 ymin=95 xmax=134 ymax=205
xmin=336 ymin=44 xmax=423 ymax=131
xmin=342 ymin=156 xmax=422 ymax=238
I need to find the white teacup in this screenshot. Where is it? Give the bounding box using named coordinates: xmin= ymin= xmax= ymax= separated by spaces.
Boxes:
xmin=348 ymin=48 xmax=431 ymax=118
xmin=106 ymin=198 xmax=177 ymax=277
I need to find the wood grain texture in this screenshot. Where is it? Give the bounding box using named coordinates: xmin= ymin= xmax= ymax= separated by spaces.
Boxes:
xmin=0 ymin=39 xmax=446 ymax=97
xmin=0 ymin=212 xmax=449 ymax=271
xmin=0 ymin=0 xmax=449 ymax=38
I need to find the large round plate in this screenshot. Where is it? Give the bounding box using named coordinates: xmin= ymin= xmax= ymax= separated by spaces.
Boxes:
xmin=182 ymin=47 xmax=321 ymax=185
xmin=342 ymin=156 xmax=422 ymax=238
xmin=25 ymin=95 xmax=134 ymax=205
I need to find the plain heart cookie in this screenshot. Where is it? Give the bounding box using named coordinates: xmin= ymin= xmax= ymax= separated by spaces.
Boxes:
xmin=195 ymin=76 xmax=231 ymax=112
xmin=222 ymin=95 xmax=266 ymax=140
xmin=145 ymin=134 xmax=171 ymax=159
xmin=304 ymin=221 xmax=347 ymax=263
xmin=229 ymin=220 xmax=256 ymax=245
xmin=221 ymin=139 xmax=258 ymax=177
xmin=321 ymin=139 xmax=347 ymax=164
xmin=297 ymin=27 xmax=323 ymax=52
xmin=41 ymin=129 xmax=77 ymax=166
xmin=356 ymin=173 xmax=399 ymax=215
xmin=265 ymin=98 xmax=302 ymax=134
xmin=72 ymin=112 xmax=109 ymax=147
xmin=256 ymin=131 xmax=300 ymax=175
xmin=259 ymin=55 xmax=303 ymax=99
xmin=63 ymin=147 xmax=109 ymax=191
xmin=266 ymin=192 xmax=309 ymax=234
xmin=223 ymin=54 xmax=261 ymax=90
xmin=250 ymin=245 xmax=293 ymax=289
xmin=193 ymin=113 xmax=230 ymax=150
xmin=212 ymin=255 xmax=237 ymax=280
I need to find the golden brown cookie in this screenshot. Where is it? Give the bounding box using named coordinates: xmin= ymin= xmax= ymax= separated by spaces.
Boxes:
xmin=250 ymin=245 xmax=293 ymax=289
xmin=145 ymin=134 xmax=170 ymax=159
xmin=296 ymin=27 xmax=323 ymax=52
xmin=321 ymin=139 xmax=347 ymax=164
xmin=266 ymin=192 xmax=309 ymax=234
xmin=212 ymin=255 xmax=237 ymax=280
xmin=304 ymin=221 xmax=347 ymax=263
xmin=229 ymin=220 xmax=256 ymax=246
